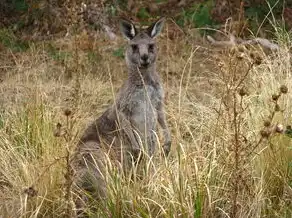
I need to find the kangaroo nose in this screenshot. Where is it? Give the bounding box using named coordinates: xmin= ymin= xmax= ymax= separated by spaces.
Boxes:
xmin=141 ymin=54 xmax=149 ymax=62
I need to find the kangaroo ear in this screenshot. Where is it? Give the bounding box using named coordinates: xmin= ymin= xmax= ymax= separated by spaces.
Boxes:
xmin=119 ymin=18 xmax=137 ymax=40
xmin=147 ymin=17 xmax=165 ymax=38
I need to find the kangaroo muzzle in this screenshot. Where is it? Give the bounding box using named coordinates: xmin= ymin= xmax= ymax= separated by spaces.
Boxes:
xmin=140 ymin=54 xmax=150 ymax=67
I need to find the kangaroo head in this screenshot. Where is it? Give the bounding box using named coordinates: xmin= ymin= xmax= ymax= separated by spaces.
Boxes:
xmin=119 ymin=17 xmax=165 ymax=69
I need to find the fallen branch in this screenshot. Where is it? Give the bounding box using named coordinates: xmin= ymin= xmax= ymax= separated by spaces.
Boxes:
xmin=207 ymin=34 xmax=280 ymax=51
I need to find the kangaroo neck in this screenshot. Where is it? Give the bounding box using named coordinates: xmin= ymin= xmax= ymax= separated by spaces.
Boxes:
xmin=128 ymin=64 xmax=158 ymax=86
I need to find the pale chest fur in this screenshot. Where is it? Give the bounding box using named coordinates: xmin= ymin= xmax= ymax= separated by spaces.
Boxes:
xmin=118 ymin=83 xmax=163 ymax=134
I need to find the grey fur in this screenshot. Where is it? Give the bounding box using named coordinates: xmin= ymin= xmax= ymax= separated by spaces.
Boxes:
xmin=73 ymin=17 xmax=171 ymax=214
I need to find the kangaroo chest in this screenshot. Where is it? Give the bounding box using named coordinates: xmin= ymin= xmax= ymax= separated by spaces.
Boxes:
xmin=133 ymin=84 xmax=161 ymax=110
xmin=121 ymin=83 xmax=163 ymax=133
xmin=132 ymin=85 xmax=162 ymax=131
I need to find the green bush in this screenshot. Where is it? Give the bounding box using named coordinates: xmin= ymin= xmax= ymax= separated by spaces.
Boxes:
xmin=12 ymin=0 xmax=28 ymax=12
xmin=0 ymin=29 xmax=29 ymax=52
xmin=176 ymin=0 xmax=216 ymax=34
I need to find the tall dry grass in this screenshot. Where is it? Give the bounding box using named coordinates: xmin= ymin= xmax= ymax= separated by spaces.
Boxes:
xmin=0 ymin=24 xmax=291 ymax=218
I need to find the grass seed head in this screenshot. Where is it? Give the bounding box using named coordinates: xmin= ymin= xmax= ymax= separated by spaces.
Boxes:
xmin=54 ymin=122 xmax=62 ymax=137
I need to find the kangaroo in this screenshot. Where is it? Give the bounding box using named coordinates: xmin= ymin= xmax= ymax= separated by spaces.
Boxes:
xmin=73 ymin=17 xmax=171 ymax=214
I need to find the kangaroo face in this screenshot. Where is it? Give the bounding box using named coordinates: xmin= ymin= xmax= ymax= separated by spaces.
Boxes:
xmin=128 ymin=33 xmax=156 ymax=68
xmin=120 ymin=17 xmax=165 ymax=69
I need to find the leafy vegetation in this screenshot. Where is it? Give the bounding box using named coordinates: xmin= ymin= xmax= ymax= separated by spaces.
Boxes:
xmin=245 ymin=0 xmax=284 ymax=20
xmin=0 ymin=29 xmax=29 ymax=52
xmin=176 ymin=0 xmax=216 ymax=33
xmin=11 ymin=0 xmax=28 ymax=12
xmin=137 ymin=7 xmax=151 ymax=20
xmin=112 ymin=46 xmax=125 ymax=59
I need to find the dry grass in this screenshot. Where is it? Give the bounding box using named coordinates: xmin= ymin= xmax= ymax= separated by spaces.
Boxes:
xmin=0 ymin=25 xmax=291 ymax=218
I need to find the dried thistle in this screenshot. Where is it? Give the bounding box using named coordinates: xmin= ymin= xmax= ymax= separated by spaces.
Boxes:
xmin=272 ymin=94 xmax=279 ymax=101
xmin=249 ymin=52 xmax=262 ymax=65
xmin=280 ymin=85 xmax=288 ymax=94
xmin=236 ymin=52 xmax=245 ymax=60
xmin=274 ymin=104 xmax=281 ymax=112
xmin=264 ymin=120 xmax=271 ymax=127
xmin=24 ymin=186 xmax=38 ymax=197
xmin=238 ymin=87 xmax=248 ymax=96
xmin=64 ymin=108 xmax=72 ymax=117
xmin=260 ymin=129 xmax=271 ymax=138
xmin=254 ymin=56 xmax=262 ymax=65
xmin=54 ymin=122 xmax=63 ymax=137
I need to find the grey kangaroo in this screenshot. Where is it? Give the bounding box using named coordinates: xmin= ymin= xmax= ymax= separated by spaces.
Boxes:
xmin=73 ymin=17 xmax=171 ymax=213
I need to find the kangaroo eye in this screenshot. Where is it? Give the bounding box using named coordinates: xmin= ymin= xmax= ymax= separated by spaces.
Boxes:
xmin=148 ymin=44 xmax=154 ymax=51
xmin=131 ymin=44 xmax=138 ymax=52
